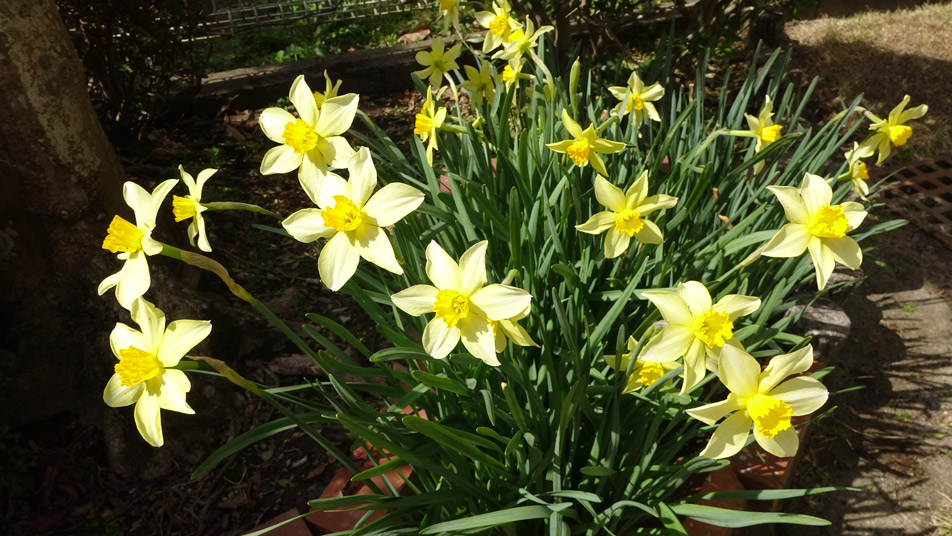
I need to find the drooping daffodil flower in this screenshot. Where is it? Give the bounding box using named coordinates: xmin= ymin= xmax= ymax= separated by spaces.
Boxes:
xmin=687 ymin=344 xmax=828 ymax=459
xmin=493 ymin=18 xmax=553 ymax=62
xmin=638 ymin=281 xmax=761 ymax=394
xmin=859 ymin=94 xmax=928 ymax=165
xmin=461 ymin=61 xmax=498 ymax=107
xmin=439 ymin=0 xmax=461 ymax=32
xmin=762 ymin=173 xmax=867 ymax=290
xmin=576 ymin=171 xmax=678 ymax=258
xmin=608 ymin=71 xmax=664 ymax=130
xmin=390 ymin=241 xmax=533 ymax=366
xmin=104 ymin=298 xmax=211 ymax=447
xmin=743 ymin=96 xmax=783 ymax=174
xmin=547 ymin=109 xmax=626 ymax=176
xmin=414 ymin=37 xmax=462 ymax=88
xmin=99 ymin=179 xmax=178 ymax=310
xmin=281 ymin=147 xmax=425 ymax=291
xmin=259 ymin=74 xmax=359 ymax=199
xmin=414 ymin=86 xmax=447 ymax=166
xmin=172 ymin=165 xmax=216 ymax=252
xmin=605 ymin=336 xmax=679 ymax=394
xmin=845 ymin=142 xmax=875 ymax=198
xmin=475 ymin=0 xmax=517 ymax=53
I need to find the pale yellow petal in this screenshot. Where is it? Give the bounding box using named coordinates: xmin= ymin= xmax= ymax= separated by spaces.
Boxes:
xmin=808 ymin=237 xmax=835 ymax=290
xmin=391 ymin=285 xmax=439 ymax=316
xmin=758 ymin=345 xmax=813 ymax=394
xmin=282 ymin=209 xmax=334 ymax=243
xmin=157 ymin=319 xmax=211 ymax=367
xmin=718 ymin=345 xmax=760 ymax=398
xmin=678 ymin=281 xmax=712 ymax=317
xmin=425 ymin=241 xmax=461 ymax=291
xmin=318 ymin=231 xmax=360 ymax=291
xmin=103 ymin=374 xmax=144 ymax=408
xmin=753 ymin=426 xmax=799 ymax=458
xmin=637 ymin=326 xmax=694 ymax=363
xmin=767 ymin=185 xmax=808 ymax=224
xmin=594 ymin=175 xmax=626 ymax=212
xmin=714 ymin=295 xmax=761 ymax=321
xmin=687 ymin=396 xmax=743 ymax=426
xmin=642 ymin=290 xmax=692 ymax=326
xmin=762 ymin=223 xmax=811 ymax=259
xmin=699 ymin=411 xmax=751 ymax=459
xmin=824 ymin=236 xmax=862 ymax=270
xmin=422 ymin=318 xmax=460 ymax=359
xmin=459 ymin=315 xmax=499 ymax=366
xmin=134 ymin=391 xmax=164 ymax=447
xmin=354 ymin=224 xmax=402 ymax=274
xmin=470 ymin=284 xmax=531 ymax=320
xmin=458 ymin=241 xmax=489 ymax=297
xmin=800 ymin=173 xmax=832 ymax=215
xmin=770 ymin=376 xmax=828 ymax=416
xmin=362 ymin=183 xmax=425 ymax=227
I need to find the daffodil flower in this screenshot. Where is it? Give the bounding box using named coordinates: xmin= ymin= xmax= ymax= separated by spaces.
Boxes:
xmin=312 ymin=69 xmax=343 ymax=108
xmin=414 ymin=86 xmax=447 ymax=166
xmin=859 ymin=94 xmax=928 ymax=165
xmin=547 ymin=109 xmax=627 ymax=176
xmin=762 ymin=173 xmax=867 ymax=290
xmin=414 ymin=37 xmax=462 ymax=88
xmin=605 ymin=336 xmax=679 ymax=394
xmin=844 ymin=142 xmax=875 ymax=198
xmin=390 ymin=241 xmax=533 ymax=366
xmin=99 ymin=179 xmax=178 ymax=310
xmin=259 ymin=74 xmax=358 ymax=199
xmin=741 ymin=96 xmax=783 ymax=173
xmin=576 ymin=171 xmax=678 ymax=258
xmin=439 ymin=0 xmax=461 ymax=32
xmin=638 ymin=281 xmax=761 ymax=394
xmin=172 ymin=165 xmax=216 ymax=252
xmin=103 ymin=298 xmax=211 ymax=447
xmin=461 ymin=61 xmax=497 ymax=107
xmin=608 ymin=71 xmax=664 ymax=130
xmin=474 ymin=0 xmax=517 ymax=53
xmin=687 ymin=344 xmax=828 ymax=459
xmin=501 ymin=58 xmax=527 ymax=90
xmin=281 ymin=147 xmax=424 ymax=291
xmin=492 ymin=18 xmax=553 ymax=62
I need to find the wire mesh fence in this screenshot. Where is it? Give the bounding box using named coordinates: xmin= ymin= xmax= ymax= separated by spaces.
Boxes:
xmin=202 ymin=0 xmax=435 ymax=35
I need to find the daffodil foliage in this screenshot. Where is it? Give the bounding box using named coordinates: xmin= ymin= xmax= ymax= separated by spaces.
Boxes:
xmin=94 ymin=5 xmax=919 ymax=534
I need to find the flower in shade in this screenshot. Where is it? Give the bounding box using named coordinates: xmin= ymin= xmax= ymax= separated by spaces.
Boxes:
xmin=104 ymin=298 xmax=211 ymax=447
xmin=859 ymin=95 xmax=928 ymax=165
xmin=99 ymin=179 xmax=178 ymax=310
xmin=414 ymin=37 xmax=462 ymax=88
xmin=493 ymin=18 xmax=553 ymax=62
xmin=474 ymin=0 xmax=517 ymax=53
xmin=439 ymin=0 xmax=460 ymax=32
xmin=259 ymin=74 xmax=358 ymax=199
xmin=762 ymin=173 xmax=867 ymax=290
xmin=638 ymin=281 xmax=761 ymax=394
xmin=576 ymin=171 xmax=678 ymax=258
xmin=461 ymin=61 xmax=497 ymax=107
xmin=281 ymin=147 xmax=424 ymax=291
xmin=547 ymin=109 xmax=626 ymax=176
xmin=687 ymin=344 xmax=828 ymax=459
xmin=605 ymin=336 xmax=679 ymax=394
xmin=743 ymin=96 xmax=782 ymax=173
xmin=608 ymin=71 xmax=664 ymax=130
xmin=845 ymin=142 xmax=874 ymax=198
xmin=414 ymin=86 xmax=447 ymax=165
xmin=172 ymin=166 xmax=216 ymax=252
xmin=390 ymin=241 xmax=533 ymax=365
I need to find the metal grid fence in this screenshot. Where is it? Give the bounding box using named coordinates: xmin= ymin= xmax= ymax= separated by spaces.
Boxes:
xmin=202 ymin=0 xmax=435 ymax=34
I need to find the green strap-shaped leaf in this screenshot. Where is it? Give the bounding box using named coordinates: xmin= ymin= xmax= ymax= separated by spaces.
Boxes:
xmin=419 ymin=505 xmax=555 ymax=534
xmin=402 ymin=416 xmax=505 ymax=467
xmin=669 ymin=503 xmax=831 ymax=527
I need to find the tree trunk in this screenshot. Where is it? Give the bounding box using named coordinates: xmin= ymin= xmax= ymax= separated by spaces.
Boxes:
xmin=0 ymin=0 xmax=126 ymax=423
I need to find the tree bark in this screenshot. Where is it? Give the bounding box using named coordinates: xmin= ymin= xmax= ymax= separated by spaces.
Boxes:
xmin=0 ymin=0 xmax=126 ymax=423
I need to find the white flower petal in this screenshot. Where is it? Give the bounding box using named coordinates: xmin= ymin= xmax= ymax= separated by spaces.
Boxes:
xmin=116 ymin=254 xmax=151 ymax=310
xmin=824 ymin=236 xmax=862 ymax=269
xmin=362 ymin=184 xmax=425 ymax=227
xmin=841 ymin=201 xmax=868 ymax=230
xmin=156 ymin=369 xmax=194 ymax=414
xmin=458 ymin=241 xmax=489 ymax=296
xmin=422 ymin=319 xmax=460 ymax=359
xmin=391 ymin=285 xmax=439 ymax=316
xmin=131 ymin=297 xmax=165 ymax=350
xmin=800 ymin=173 xmax=832 ymax=214
xmin=699 ymin=411 xmax=751 ymax=459
xmin=354 ymin=224 xmax=402 ymax=274
xmin=642 ymin=290 xmax=693 ymax=326
xmin=754 ymin=426 xmax=799 ymax=458
xmin=460 ymin=315 xmax=500 ymax=366
xmin=715 ymin=295 xmax=761 ymax=321
xmin=103 ymin=374 xmax=144 ymax=408
xmin=282 ymin=209 xmax=334 ymax=243
xmin=762 ymin=224 xmax=811 ymax=259
xmin=134 ymin=391 xmax=164 ymax=447
xmin=808 ymin=237 xmax=835 ymax=290
xmin=316 ymin=94 xmax=359 ymax=136
xmin=469 ymin=284 xmax=531 ymax=320
xmin=123 ymin=182 xmax=151 ymax=227
xmin=318 ymin=231 xmax=360 ymax=291
xmin=261 ymin=145 xmax=303 ymax=175
xmin=290 ymin=74 xmax=318 ymax=125
xmin=157 ymin=319 xmax=211 ymax=367
xmin=678 ymin=281 xmax=712 ymax=317
xmin=110 ymin=322 xmax=147 ymax=359
xmin=425 ymin=241 xmax=460 ymax=290
xmin=637 ymin=326 xmax=694 ymax=363
xmin=259 ymin=107 xmax=297 ymax=143
xmin=298 ymin=158 xmax=325 ymax=203
xmin=719 ymin=345 xmax=760 ymax=398
xmin=770 ymin=376 xmax=828 ymax=416
xmin=347 ymin=148 xmax=377 ymax=207
xmin=767 ymin=185 xmax=809 ymax=224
